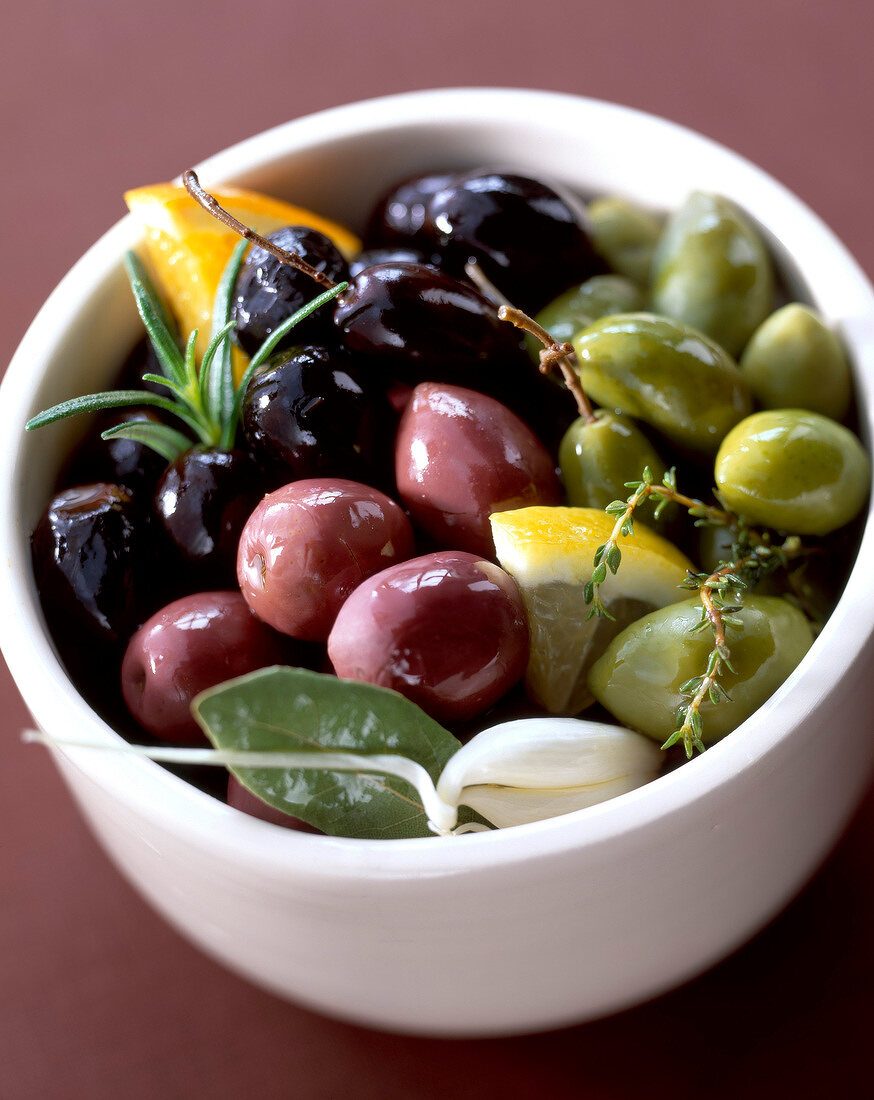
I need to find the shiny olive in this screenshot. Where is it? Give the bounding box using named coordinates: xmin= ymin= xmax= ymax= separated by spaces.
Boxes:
xmin=154 ymin=449 xmax=263 ymax=585
xmin=333 ymin=262 xmax=525 ymax=380
xmin=363 ymin=173 xmax=455 ymax=250
xmin=572 ymin=312 xmax=751 ymax=452
xmin=327 ymin=551 xmax=529 ymax=724
xmin=650 ymin=192 xmax=774 ymax=357
xmin=395 ymin=383 xmax=562 ymax=557
xmin=232 ymin=226 xmax=349 ymax=355
xmin=714 ymin=409 xmax=870 ymax=535
xmin=31 ymin=482 xmax=150 ymax=645
xmin=558 ymin=411 xmax=666 ymax=514
xmin=348 ymin=247 xmax=436 ymax=278
xmin=426 ymin=171 xmax=603 ymax=313
xmin=587 ymin=196 xmax=663 ymax=286
xmin=739 ymin=304 xmax=852 ymax=420
xmin=531 ymin=275 xmax=646 ymax=353
xmin=240 ymin=345 xmax=396 ymax=488
xmin=587 ymin=594 xmax=814 ymax=744
xmin=237 ymin=478 xmax=415 ymax=641
xmin=121 ymin=591 xmax=293 ymax=744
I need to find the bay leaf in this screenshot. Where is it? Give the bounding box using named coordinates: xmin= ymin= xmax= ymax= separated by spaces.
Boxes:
xmin=193 ymin=666 xmax=463 ymax=839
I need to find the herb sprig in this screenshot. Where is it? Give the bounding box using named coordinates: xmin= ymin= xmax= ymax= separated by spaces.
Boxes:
xmin=26 ymin=218 xmax=348 ymax=460
xmin=586 ymin=466 xmax=809 ymax=757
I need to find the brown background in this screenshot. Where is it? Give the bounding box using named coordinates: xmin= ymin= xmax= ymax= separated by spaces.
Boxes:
xmin=3 ymin=1 xmax=874 ymax=1097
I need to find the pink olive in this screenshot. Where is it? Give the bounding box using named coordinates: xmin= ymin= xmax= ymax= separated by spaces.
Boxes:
xmin=237 ymin=478 xmax=414 ymax=641
xmin=121 ymin=591 xmax=291 ymax=743
xmin=327 ymin=550 xmax=529 ymax=723
xmin=394 ymin=382 xmax=562 ymax=556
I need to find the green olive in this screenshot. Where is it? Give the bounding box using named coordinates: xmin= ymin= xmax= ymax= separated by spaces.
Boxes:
xmin=572 ymin=312 xmax=752 ymax=453
xmin=739 ymin=303 xmax=851 ymax=420
xmin=587 ymin=196 xmax=663 ymax=286
xmin=715 ymin=409 xmax=870 ymax=535
xmin=587 ymin=594 xmax=814 ymax=744
xmin=529 ymin=275 xmax=646 ymax=357
xmin=651 ymin=192 xmax=774 ymax=357
xmin=558 ymin=411 xmax=666 ymax=520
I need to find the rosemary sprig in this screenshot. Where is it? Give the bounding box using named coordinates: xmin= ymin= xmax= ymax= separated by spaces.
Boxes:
xmin=26 ymin=243 xmax=348 ymax=459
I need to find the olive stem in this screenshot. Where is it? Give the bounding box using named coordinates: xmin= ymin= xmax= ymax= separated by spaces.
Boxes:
xmin=182 ymin=170 xmax=337 ymax=290
xmin=497 ymin=305 xmax=596 ymax=423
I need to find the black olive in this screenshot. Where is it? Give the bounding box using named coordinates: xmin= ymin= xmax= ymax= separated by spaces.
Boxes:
xmin=232 ymin=226 xmax=349 ymax=355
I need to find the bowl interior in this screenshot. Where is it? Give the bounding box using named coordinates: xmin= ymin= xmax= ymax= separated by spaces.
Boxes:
xmin=3 ymin=88 xmax=874 ymax=874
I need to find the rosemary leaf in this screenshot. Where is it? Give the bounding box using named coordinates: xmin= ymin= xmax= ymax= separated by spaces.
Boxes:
xmin=26 ymin=390 xmax=190 ymax=431
xmin=208 ymin=240 xmax=248 ymax=426
xmin=100 ymin=420 xmax=192 ymax=463
xmin=124 ymin=252 xmax=185 ymax=385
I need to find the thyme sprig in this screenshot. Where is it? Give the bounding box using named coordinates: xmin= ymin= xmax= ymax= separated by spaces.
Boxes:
xmin=585 ymin=466 xmax=809 ymax=758
xmin=584 ymin=466 xmax=736 ymax=620
xmin=664 ymin=537 xmax=804 ymax=757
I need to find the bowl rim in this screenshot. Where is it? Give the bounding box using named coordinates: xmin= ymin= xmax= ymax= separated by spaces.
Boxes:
xmin=3 ymin=86 xmax=874 ymax=879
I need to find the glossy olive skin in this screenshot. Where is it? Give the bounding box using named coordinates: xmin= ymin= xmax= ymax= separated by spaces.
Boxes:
xmin=327 ymin=551 xmax=529 ymax=723
xmin=232 ymin=226 xmax=349 ymax=355
xmin=348 ymin=247 xmax=435 ymax=278
xmin=715 ymin=409 xmax=870 ymax=535
xmin=532 ymin=275 xmax=646 ymax=351
xmin=154 ymin=449 xmax=263 ymax=584
xmin=573 ymin=312 xmax=751 ymax=452
xmin=739 ymin=304 xmax=852 ymax=420
xmin=588 ymin=595 xmax=814 ymax=744
xmin=241 ymin=345 xmax=396 ymax=488
xmin=427 ymin=171 xmax=603 ymax=313
xmin=558 ymin=411 xmax=666 ymax=512
xmin=363 ymin=172 xmax=455 ymax=251
xmin=31 ymin=482 xmax=150 ymax=644
xmin=121 ymin=591 xmax=292 ymax=743
xmin=237 ymin=478 xmax=415 ymax=641
xmin=651 ymin=191 xmax=774 ymax=357
xmin=333 ymin=261 xmax=525 ymax=381
xmin=395 ymin=383 xmax=562 ymax=556
xmin=587 ymin=196 xmax=663 ymax=286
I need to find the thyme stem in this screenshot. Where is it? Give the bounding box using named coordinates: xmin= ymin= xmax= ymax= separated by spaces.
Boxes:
xmin=497 ymin=304 xmax=596 ymax=422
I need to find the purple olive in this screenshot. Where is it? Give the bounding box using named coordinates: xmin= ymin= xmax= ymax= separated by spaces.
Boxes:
xmin=121 ymin=591 xmax=292 ymax=743
xmin=395 ymin=383 xmax=562 ymax=556
xmin=237 ymin=478 xmax=415 ymax=641
xmin=328 ymin=551 xmax=529 ymax=723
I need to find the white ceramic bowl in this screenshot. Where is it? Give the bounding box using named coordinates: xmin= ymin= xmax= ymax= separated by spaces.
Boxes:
xmin=2 ymin=88 xmax=874 ymax=1037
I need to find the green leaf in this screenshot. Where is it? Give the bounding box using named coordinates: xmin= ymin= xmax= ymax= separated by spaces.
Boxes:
xmin=124 ymin=251 xmax=186 ymax=385
xmin=208 ymin=240 xmax=248 ymax=427
xmin=26 ymin=389 xmax=193 ymax=432
xmin=192 ymin=667 xmax=464 ymax=839
xmin=183 ymin=330 xmax=200 ymax=391
xmin=100 ymin=420 xmax=192 ymax=463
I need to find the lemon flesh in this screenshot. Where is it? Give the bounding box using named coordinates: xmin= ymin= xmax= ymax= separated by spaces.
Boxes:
xmin=490 ymin=506 xmax=694 ymax=714
xmin=124 ymin=183 xmax=361 ymax=371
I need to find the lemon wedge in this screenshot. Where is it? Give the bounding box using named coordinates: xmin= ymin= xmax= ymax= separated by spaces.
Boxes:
xmin=490 ymin=506 xmax=694 ymax=714
xmin=124 ymin=183 xmax=361 ymax=371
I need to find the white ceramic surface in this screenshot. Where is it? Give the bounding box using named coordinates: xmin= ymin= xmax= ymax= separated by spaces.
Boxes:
xmin=2 ymin=88 xmax=874 ymax=1037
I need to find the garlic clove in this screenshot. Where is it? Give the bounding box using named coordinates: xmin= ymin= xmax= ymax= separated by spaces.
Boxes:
xmin=437 ymin=717 xmax=663 ymax=827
